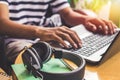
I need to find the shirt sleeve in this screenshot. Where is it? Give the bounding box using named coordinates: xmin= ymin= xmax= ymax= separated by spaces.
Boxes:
xmin=0 ymin=0 xmax=9 ymax=5
xmin=50 ymin=0 xmax=70 ymax=13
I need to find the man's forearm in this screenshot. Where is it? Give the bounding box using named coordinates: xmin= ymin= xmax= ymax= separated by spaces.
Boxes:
xmin=0 ymin=18 xmax=40 ymax=39
xmin=64 ymin=11 xmax=87 ymax=26
xmin=60 ymin=7 xmax=87 ymax=27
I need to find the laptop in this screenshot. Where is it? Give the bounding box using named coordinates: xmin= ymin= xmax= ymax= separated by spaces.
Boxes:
xmin=59 ymin=24 xmax=120 ymax=65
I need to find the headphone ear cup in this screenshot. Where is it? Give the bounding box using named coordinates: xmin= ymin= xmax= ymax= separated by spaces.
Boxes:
xmin=22 ymin=48 xmax=42 ymax=71
xmin=32 ymin=42 xmax=52 ymax=63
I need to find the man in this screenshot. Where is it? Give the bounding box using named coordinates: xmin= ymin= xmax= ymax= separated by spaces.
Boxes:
xmin=0 ymin=0 xmax=117 ymax=63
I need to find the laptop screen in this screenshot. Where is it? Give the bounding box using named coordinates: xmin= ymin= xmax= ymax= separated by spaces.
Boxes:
xmin=99 ymin=31 xmax=120 ymax=64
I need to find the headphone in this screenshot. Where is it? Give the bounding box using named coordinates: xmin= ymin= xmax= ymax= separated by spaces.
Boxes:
xmin=22 ymin=41 xmax=86 ymax=80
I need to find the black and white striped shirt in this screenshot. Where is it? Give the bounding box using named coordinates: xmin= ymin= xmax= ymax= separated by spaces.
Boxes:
xmin=0 ymin=0 xmax=70 ymax=26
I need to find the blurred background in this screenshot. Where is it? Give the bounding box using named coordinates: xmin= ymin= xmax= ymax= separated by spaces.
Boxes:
xmin=68 ymin=0 xmax=120 ymax=27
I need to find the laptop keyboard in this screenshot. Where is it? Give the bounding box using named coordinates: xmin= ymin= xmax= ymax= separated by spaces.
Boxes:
xmin=70 ymin=32 xmax=118 ymax=57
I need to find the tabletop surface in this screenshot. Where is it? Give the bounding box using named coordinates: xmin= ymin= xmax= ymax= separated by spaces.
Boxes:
xmin=14 ymin=50 xmax=120 ymax=80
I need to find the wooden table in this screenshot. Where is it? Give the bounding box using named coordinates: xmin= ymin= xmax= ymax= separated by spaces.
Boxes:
xmin=13 ymin=50 xmax=120 ymax=80
xmin=86 ymin=51 xmax=120 ymax=80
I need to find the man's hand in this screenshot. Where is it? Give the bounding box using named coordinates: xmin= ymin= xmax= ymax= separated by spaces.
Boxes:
xmin=37 ymin=26 xmax=82 ymax=49
xmin=83 ymin=17 xmax=117 ymax=34
xmin=59 ymin=7 xmax=117 ymax=35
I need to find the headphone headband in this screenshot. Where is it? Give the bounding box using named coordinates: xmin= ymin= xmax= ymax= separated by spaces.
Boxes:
xmin=39 ymin=51 xmax=85 ymax=80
